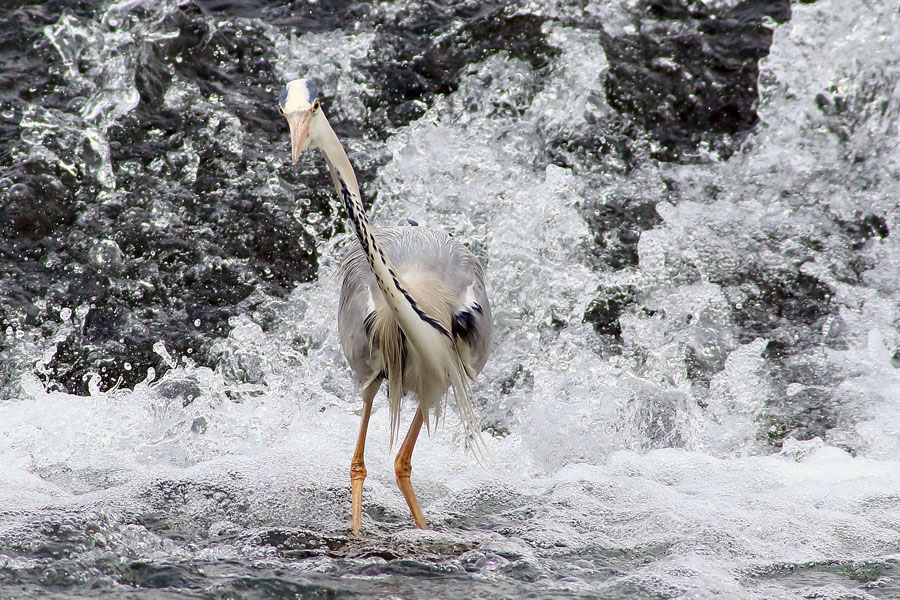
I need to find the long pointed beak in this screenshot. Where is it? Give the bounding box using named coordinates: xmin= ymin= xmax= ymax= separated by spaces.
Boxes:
xmin=285 ymin=110 xmax=313 ymax=164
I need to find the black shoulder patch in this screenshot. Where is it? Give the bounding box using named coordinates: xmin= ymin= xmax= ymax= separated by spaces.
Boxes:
xmin=452 ymin=309 xmax=478 ymax=343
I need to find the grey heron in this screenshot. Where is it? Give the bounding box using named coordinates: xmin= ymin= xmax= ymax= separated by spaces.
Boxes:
xmin=277 ymin=79 xmax=492 ymax=534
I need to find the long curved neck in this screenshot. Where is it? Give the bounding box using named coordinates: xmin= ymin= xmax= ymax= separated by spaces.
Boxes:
xmin=316 ymin=116 xmax=450 ymax=340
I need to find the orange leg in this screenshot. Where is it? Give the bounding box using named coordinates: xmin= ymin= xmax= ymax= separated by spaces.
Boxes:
xmin=394 ymin=408 xmax=427 ymax=529
xmin=350 ymin=379 xmax=380 ymax=535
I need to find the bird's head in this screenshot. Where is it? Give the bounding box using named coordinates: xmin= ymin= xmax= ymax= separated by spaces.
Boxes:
xmin=277 ymin=79 xmax=323 ymax=164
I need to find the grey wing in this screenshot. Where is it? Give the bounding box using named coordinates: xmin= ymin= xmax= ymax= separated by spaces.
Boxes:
xmin=447 ymin=247 xmax=492 ymax=378
xmin=338 ymin=248 xmax=382 ymax=387
xmin=338 ymin=225 xmax=492 ymax=382
xmin=397 ymin=228 xmax=492 ymax=378
xmin=385 ymin=226 xmax=493 ymax=377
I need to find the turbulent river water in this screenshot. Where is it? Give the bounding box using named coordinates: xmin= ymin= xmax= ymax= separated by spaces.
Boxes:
xmin=2 ymin=0 xmax=900 ymax=598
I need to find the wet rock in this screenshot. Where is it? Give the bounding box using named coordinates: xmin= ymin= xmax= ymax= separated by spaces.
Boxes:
xmin=600 ymin=0 xmax=792 ymax=160
xmin=584 ymin=197 xmax=663 ymax=270
xmin=583 ymin=285 xmax=637 ymax=339
xmin=362 ymin=2 xmax=559 ymax=131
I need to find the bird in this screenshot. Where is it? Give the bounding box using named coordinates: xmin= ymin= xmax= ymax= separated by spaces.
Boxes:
xmin=277 ymin=79 xmax=492 ymax=534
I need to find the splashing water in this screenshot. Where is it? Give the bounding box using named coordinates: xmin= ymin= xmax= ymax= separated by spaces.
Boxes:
xmin=2 ymin=0 xmax=900 ymax=598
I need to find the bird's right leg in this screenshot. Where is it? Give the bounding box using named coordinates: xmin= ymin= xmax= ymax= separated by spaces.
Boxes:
xmin=350 ymin=379 xmax=380 ymax=535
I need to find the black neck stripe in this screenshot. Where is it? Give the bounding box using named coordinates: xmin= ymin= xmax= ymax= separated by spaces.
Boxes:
xmin=339 ymin=178 xmax=450 ymax=339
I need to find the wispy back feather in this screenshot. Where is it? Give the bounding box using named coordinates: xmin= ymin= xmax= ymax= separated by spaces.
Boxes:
xmin=366 ymin=272 xmax=483 ymax=451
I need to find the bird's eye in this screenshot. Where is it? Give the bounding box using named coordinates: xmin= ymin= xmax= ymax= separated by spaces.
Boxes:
xmin=277 ymin=105 xmax=284 ymax=115
xmin=314 ymin=100 xmax=321 ymax=111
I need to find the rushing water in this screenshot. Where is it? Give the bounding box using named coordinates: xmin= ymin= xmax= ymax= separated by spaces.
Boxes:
xmin=2 ymin=0 xmax=900 ymax=598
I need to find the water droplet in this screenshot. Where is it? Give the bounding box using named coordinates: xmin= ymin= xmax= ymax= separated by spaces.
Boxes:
xmin=59 ymin=307 xmax=72 ymax=322
xmin=88 ymin=239 xmax=125 ymax=275
xmin=66 ymin=96 xmax=87 ymax=111
xmin=8 ymin=182 xmax=33 ymax=202
xmin=153 ymin=341 xmax=176 ymax=368
xmin=191 ymin=416 xmax=208 ymax=434
xmin=87 ymin=374 xmax=102 ymax=396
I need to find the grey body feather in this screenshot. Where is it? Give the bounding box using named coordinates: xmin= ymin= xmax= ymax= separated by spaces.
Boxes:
xmin=338 ymin=225 xmax=492 ymax=441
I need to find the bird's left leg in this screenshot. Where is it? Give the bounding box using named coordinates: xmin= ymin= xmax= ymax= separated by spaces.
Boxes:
xmin=394 ymin=408 xmax=427 ymax=529
xmin=350 ymin=378 xmax=380 ymax=535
